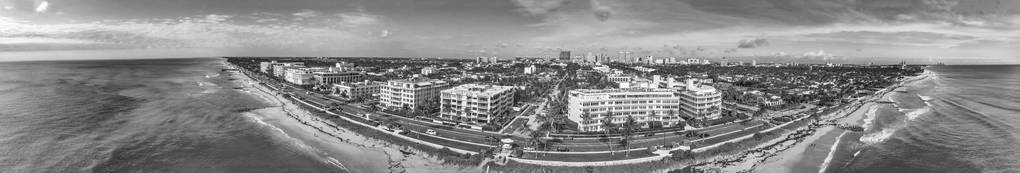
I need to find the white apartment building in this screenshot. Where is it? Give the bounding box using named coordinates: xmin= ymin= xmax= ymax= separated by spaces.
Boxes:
xmin=679 ymin=79 xmax=723 ymax=120
xmin=313 ymin=71 xmax=364 ymax=85
xmin=421 ymin=66 xmax=436 ymax=75
xmin=380 ymin=78 xmax=450 ymax=111
xmin=261 ymin=61 xmax=304 ymax=76
xmin=273 ymin=63 xmax=306 ymax=77
xmin=523 ymin=65 xmax=537 ymax=74
xmin=284 ymin=67 xmax=330 ymax=85
xmin=567 ymin=88 xmax=684 ymax=132
xmin=333 ymin=80 xmax=382 ymax=100
xmin=439 ymin=84 xmax=516 ymax=127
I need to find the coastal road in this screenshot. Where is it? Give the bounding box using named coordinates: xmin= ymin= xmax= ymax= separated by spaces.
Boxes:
xmin=547 ymin=120 xmax=765 ymax=151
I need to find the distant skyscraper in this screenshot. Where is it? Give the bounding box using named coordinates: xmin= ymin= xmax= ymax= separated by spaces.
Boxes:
xmin=559 ymin=51 xmax=571 ymax=61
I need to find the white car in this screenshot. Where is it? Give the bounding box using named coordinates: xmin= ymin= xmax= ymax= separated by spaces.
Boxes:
xmin=425 ymin=129 xmax=437 ymax=135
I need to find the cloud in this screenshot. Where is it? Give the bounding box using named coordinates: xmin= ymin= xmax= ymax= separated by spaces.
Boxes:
xmin=799 ymin=30 xmax=981 ymax=48
xmin=802 ymin=50 xmax=832 ymax=59
xmin=34 ymin=0 xmax=48 ymax=13
xmin=202 ymin=14 xmax=232 ymax=23
xmin=737 ymin=37 xmax=769 ymax=48
xmin=590 ymin=0 xmax=611 ymax=22
xmin=337 ymin=13 xmax=379 ymax=26
xmin=511 ymin=0 xmax=572 ymax=16
xmin=292 ymin=9 xmax=321 ymax=19
xmin=0 ymin=13 xmax=389 ymax=53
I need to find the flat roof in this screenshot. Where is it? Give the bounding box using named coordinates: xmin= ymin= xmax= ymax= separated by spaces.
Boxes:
xmin=388 ymin=78 xmax=447 ymax=85
xmin=570 ymin=88 xmax=677 ymax=94
xmin=443 ymin=84 xmax=514 ymax=96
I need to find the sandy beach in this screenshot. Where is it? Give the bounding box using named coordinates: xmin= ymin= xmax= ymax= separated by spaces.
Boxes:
xmin=226 ymin=69 xmax=478 ymax=173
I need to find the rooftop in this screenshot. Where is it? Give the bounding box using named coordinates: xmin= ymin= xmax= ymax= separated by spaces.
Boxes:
xmin=686 ymin=84 xmax=718 ymax=93
xmin=570 ymin=88 xmax=677 ymax=94
xmin=388 ymin=77 xmax=447 ymax=85
xmin=443 ymin=84 xmax=514 ymax=96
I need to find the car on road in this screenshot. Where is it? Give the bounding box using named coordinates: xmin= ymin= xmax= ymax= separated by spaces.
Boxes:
xmin=425 ymin=129 xmax=437 ymax=135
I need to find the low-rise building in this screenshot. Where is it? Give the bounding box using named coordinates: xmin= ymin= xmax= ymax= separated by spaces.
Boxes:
xmin=607 ymin=74 xmax=633 ymax=83
xmin=421 ymin=66 xmax=436 ymax=75
xmin=439 ymin=84 xmax=516 ymax=128
xmin=524 ymin=65 xmax=537 ymax=74
xmin=380 ymin=78 xmax=450 ymax=111
xmin=567 ymin=88 xmax=684 ymax=132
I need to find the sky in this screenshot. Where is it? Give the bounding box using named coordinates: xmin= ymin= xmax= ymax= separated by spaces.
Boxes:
xmin=1 ymin=0 xmax=1018 ymax=64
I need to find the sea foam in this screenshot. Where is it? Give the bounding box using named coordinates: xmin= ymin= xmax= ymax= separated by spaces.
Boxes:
xmin=860 ymin=128 xmax=894 ymax=144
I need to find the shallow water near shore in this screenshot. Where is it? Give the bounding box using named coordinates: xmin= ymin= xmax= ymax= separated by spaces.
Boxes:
xmin=826 ymin=66 xmax=1020 ymax=173
xmin=0 ymin=58 xmax=349 ymax=172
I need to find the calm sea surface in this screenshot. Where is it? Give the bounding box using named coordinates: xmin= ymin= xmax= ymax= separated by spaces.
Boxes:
xmin=0 ymin=58 xmax=341 ymax=173
xmin=828 ymin=65 xmax=1020 ymax=173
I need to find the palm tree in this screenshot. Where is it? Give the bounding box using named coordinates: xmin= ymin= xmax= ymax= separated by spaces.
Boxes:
xmin=600 ymin=114 xmax=617 ymax=155
xmin=621 ymin=115 xmax=638 ymax=157
xmin=580 ymin=110 xmax=593 ymax=132
xmin=367 ymin=102 xmax=379 ymax=112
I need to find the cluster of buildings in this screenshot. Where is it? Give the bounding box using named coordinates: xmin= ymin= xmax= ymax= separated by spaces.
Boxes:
xmin=260 ymin=61 xmax=366 ymax=86
xmin=261 ymin=61 xmax=522 ymax=130
xmin=567 ymin=74 xmax=725 ymax=132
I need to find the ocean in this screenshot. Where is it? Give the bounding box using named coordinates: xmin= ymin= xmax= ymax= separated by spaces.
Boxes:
xmin=0 ymin=58 xmax=344 ymax=173
xmin=826 ymin=65 xmax=1020 ymax=173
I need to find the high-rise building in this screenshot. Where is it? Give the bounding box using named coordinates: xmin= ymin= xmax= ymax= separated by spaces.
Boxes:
xmin=261 ymin=61 xmax=304 ymax=75
xmin=284 ymin=67 xmax=331 ymax=85
xmin=568 ymin=88 xmax=685 ymax=132
xmin=440 ymin=84 xmax=516 ymax=128
xmin=313 ymin=71 xmax=364 ymax=85
xmin=559 ymin=51 xmax=571 ymax=61
xmin=679 ymin=79 xmax=723 ymax=120
xmin=380 ymin=78 xmax=450 ymax=111
xmin=333 ymin=80 xmax=382 ymax=100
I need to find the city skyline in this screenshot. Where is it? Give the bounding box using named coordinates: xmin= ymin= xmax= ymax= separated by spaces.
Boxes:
xmin=2 ymin=0 xmax=1019 ymax=64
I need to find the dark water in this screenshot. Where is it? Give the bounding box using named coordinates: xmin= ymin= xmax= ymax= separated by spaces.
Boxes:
xmin=0 ymin=58 xmax=341 ymax=173
xmin=830 ymin=65 xmax=1020 ymax=173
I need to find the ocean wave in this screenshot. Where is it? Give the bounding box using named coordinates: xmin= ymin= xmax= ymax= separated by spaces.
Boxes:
xmin=861 ymin=106 xmax=880 ymax=130
xmin=242 ymin=113 xmax=351 ymax=172
xmin=918 ymin=94 xmax=934 ymax=107
xmin=860 ymin=128 xmax=895 ymax=145
xmin=903 ymin=107 xmax=931 ymax=121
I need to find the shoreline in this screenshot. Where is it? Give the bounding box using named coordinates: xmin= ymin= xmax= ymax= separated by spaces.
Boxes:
xmin=748 ymin=69 xmax=935 ymax=173
xmin=224 ymin=67 xmax=477 ymax=173
xmin=685 ymin=70 xmax=934 ymax=172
